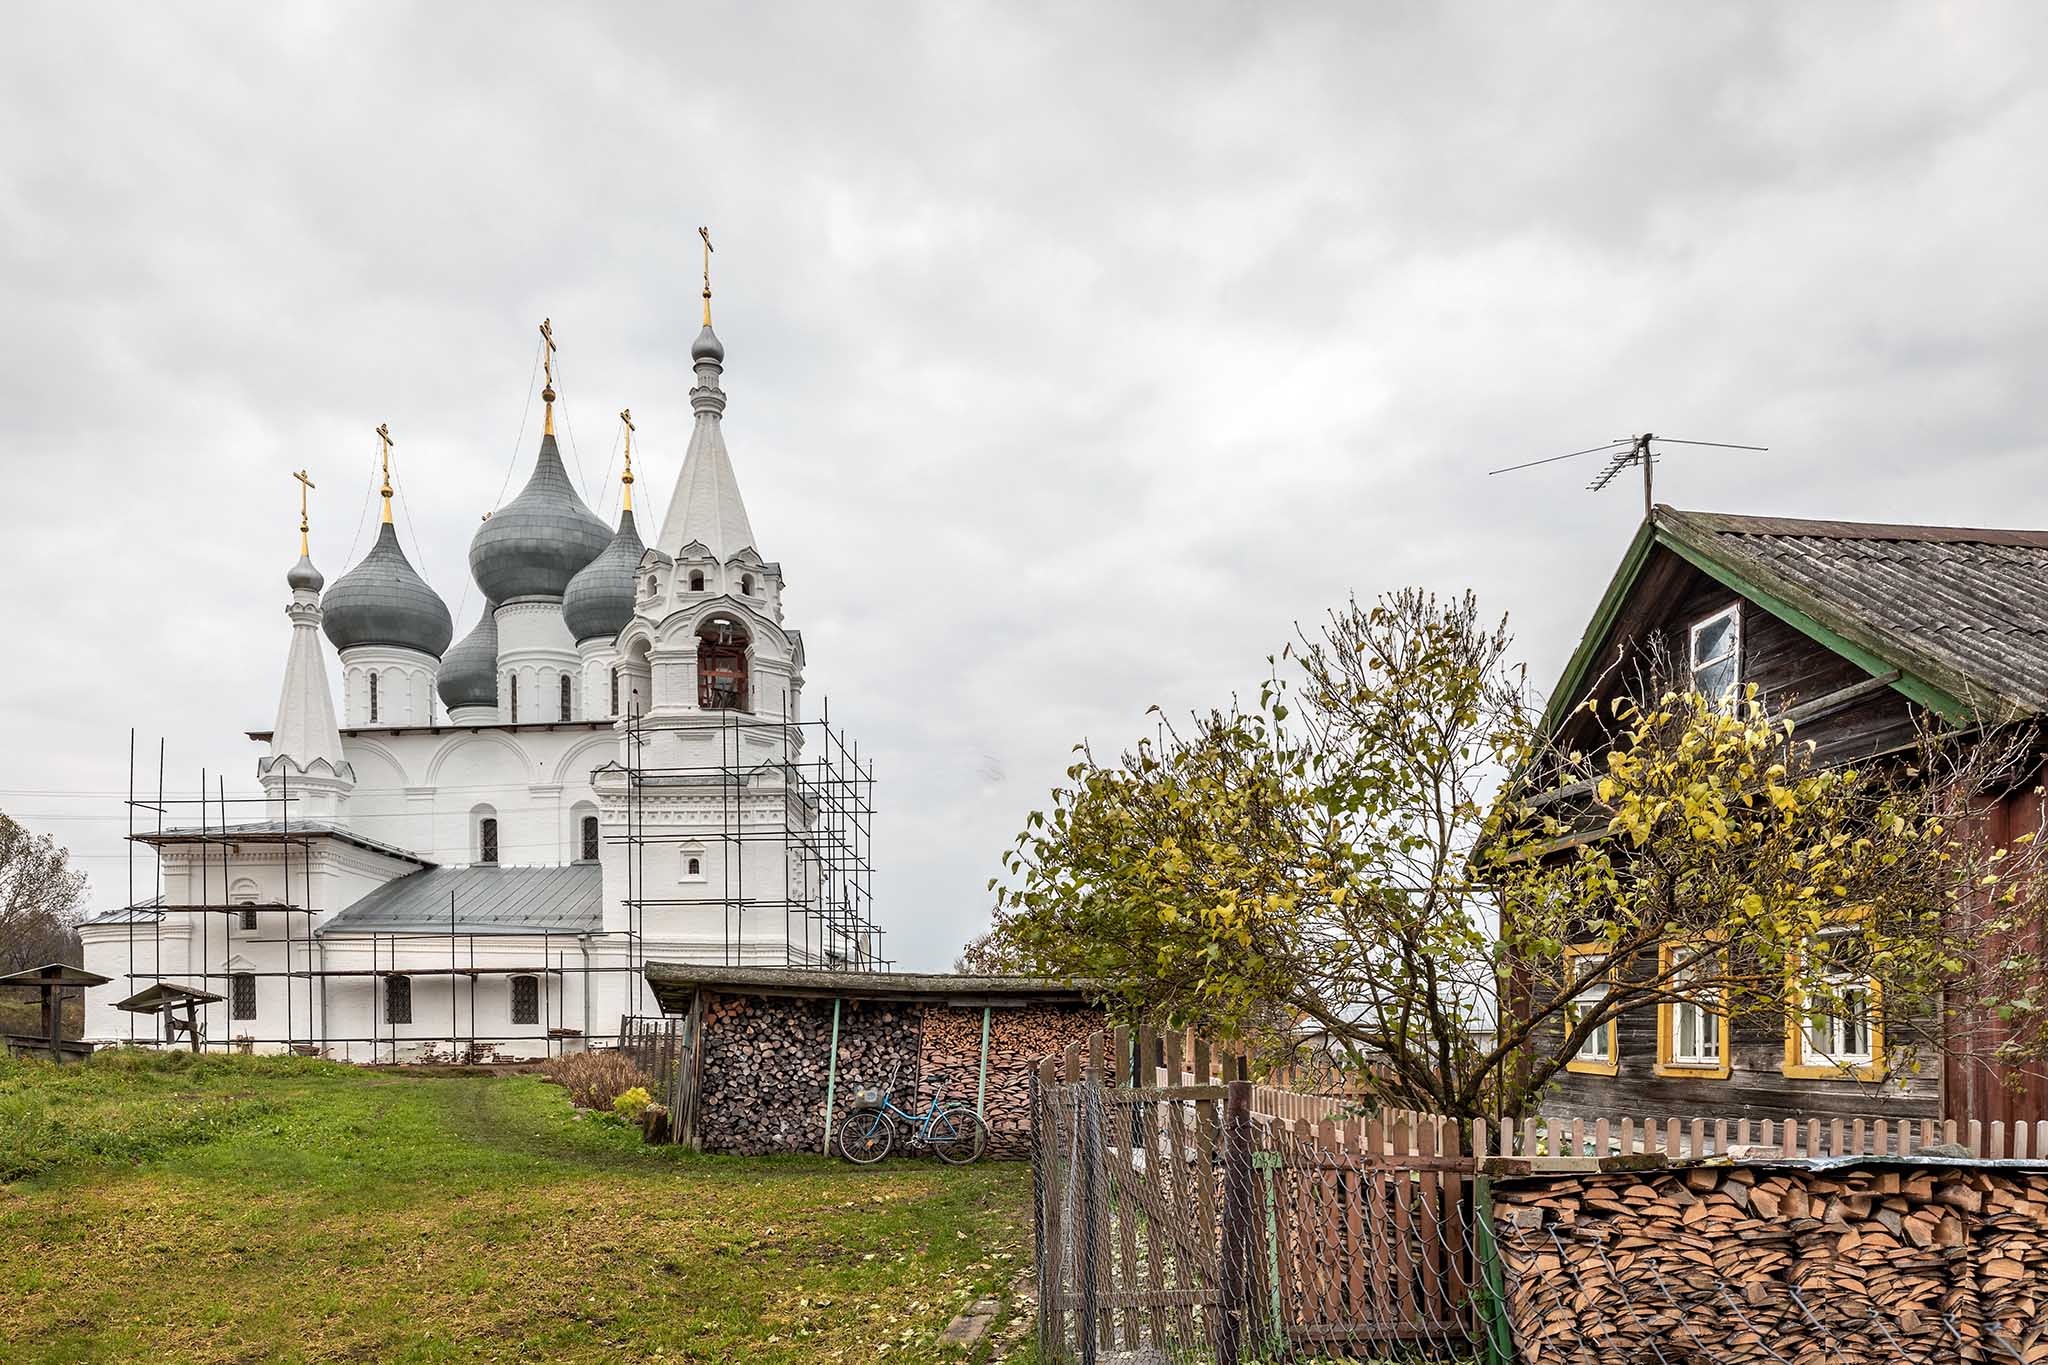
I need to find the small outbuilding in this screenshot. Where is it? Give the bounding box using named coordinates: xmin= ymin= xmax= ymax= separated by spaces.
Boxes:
xmin=641 ymin=963 xmax=1102 ymax=1157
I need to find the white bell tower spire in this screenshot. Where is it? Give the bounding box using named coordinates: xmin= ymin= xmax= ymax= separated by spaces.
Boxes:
xmin=260 ymin=469 xmax=355 ymax=821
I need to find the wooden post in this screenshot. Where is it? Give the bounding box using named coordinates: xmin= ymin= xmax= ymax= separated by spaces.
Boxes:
xmin=1079 ymin=1071 xmax=1103 ymax=1365
xmin=42 ymin=983 xmax=58 ymax=1061
xmin=1218 ymin=1078 xmax=1254 ymax=1365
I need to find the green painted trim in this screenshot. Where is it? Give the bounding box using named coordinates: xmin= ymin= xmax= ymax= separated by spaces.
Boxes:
xmin=1473 ymin=1176 xmax=1517 ymax=1365
xmin=975 ymin=1005 xmax=992 ymax=1121
xmin=1254 ymin=1150 xmax=1286 ymax=1348
xmin=1539 ymin=519 xmax=1659 ymax=738
xmin=820 ymin=997 xmax=842 ymax=1154
xmin=1656 ymin=536 xmax=1971 ymax=723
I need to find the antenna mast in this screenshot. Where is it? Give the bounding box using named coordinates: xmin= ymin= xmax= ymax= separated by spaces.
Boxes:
xmin=1491 ymin=431 xmax=1769 ymax=517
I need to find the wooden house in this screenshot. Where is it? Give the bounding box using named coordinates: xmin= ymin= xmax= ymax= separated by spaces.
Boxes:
xmin=1535 ymin=506 xmax=2048 ymax=1131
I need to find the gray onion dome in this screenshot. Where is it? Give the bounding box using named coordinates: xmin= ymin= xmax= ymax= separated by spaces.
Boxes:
xmin=287 ymin=554 xmax=325 ymax=592
xmin=322 ymin=522 xmax=454 ymax=656
xmin=562 ymin=509 xmax=644 ymax=643
xmin=692 ymin=323 xmax=724 ymax=363
xmin=436 ymin=602 xmax=500 ymax=711
xmin=468 ymin=433 xmax=611 ymax=603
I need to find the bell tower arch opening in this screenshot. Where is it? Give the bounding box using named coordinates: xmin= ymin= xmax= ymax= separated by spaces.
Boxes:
xmin=696 ymin=615 xmax=751 ymax=712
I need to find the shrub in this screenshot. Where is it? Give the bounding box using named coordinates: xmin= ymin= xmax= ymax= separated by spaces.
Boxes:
xmin=539 ymin=1050 xmax=650 ymax=1112
xmin=612 ymin=1086 xmax=653 ymax=1121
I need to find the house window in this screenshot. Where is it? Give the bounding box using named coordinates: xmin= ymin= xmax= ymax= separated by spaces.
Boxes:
xmin=384 ymin=974 xmax=412 ymax=1025
xmin=560 ymin=675 xmax=573 ymax=721
xmin=231 ymin=972 xmax=257 ymax=1020
xmin=509 ymin=675 xmax=519 ymax=722
xmin=1656 ymin=943 xmax=1730 ymax=1077
xmin=1785 ymin=925 xmax=1883 ymax=1079
xmin=1563 ymin=944 xmax=1617 ymax=1077
xmin=479 ymin=817 xmax=499 ymax=864
xmin=689 ymin=570 xmax=705 ymax=592
xmin=1689 ymin=606 xmax=1741 ymax=702
xmin=511 ymin=975 xmax=539 ymax=1026
xmin=581 ymin=816 xmax=600 ymax=862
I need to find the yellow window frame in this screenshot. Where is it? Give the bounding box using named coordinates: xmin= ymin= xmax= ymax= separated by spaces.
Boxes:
xmin=1782 ymin=918 xmax=1885 ymax=1082
xmin=1562 ymin=941 xmax=1618 ymax=1077
xmin=1654 ymin=940 xmax=1732 ymax=1079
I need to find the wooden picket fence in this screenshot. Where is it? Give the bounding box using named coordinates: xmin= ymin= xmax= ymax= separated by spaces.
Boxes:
xmin=1031 ymin=1026 xmax=1502 ymax=1363
xmin=1481 ymin=1110 xmax=2037 ymax=1160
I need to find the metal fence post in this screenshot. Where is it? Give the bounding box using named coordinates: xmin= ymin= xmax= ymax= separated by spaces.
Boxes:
xmin=1472 ymin=1174 xmax=1517 ymax=1365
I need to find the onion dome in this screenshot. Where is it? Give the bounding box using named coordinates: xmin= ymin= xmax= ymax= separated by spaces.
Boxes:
xmin=563 ymin=509 xmax=645 ymax=643
xmin=287 ymin=554 xmax=324 ymax=592
xmin=437 ymin=602 xmax=500 ymax=711
xmin=692 ymin=323 xmax=724 ymax=363
xmin=468 ymin=432 xmax=611 ymax=603
xmin=321 ymin=522 xmax=454 ymax=657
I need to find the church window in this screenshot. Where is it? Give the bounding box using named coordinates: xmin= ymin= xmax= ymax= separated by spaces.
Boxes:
xmin=689 ymin=570 xmax=705 ymax=592
xmin=479 ymin=817 xmax=499 ymax=864
xmin=384 ymin=974 xmax=412 ymax=1025
xmin=697 ymin=617 xmax=750 ymax=712
xmin=688 ymin=856 xmax=702 ymax=876
xmin=610 ymin=668 xmax=619 ymax=717
xmin=368 ymin=673 xmax=379 ymax=723
xmin=511 ymin=975 xmax=539 ymax=1026
xmin=560 ymin=675 xmax=573 ymax=721
xmin=231 ymin=972 xmax=256 ymax=1021
xmin=741 ymin=573 xmax=754 ymax=596
xmin=581 ymin=816 xmax=599 ymax=862
xmin=240 ymin=908 xmax=257 ymax=931
xmin=509 ymin=675 xmax=519 ymax=722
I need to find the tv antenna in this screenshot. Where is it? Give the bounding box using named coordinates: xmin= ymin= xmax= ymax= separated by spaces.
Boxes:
xmin=1489 ymin=432 xmax=1768 ymax=517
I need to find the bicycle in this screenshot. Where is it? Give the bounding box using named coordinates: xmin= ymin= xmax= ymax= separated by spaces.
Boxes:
xmin=836 ymin=1064 xmax=988 ymax=1165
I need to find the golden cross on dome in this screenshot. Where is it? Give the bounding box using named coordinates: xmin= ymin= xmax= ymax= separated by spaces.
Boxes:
xmin=293 ymin=468 xmax=316 ymax=554
xmin=539 ymin=317 xmax=558 ymax=434
xmin=619 ymin=408 xmax=636 ymax=511
xmin=375 ymin=423 xmax=394 ymax=524
xmin=698 ymin=226 xmax=714 ymax=325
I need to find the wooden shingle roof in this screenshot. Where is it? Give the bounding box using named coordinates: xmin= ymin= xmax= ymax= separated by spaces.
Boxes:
xmin=1545 ymin=506 xmax=2048 ymax=737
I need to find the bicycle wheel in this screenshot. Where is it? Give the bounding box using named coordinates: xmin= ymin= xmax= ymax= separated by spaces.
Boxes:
xmin=928 ymin=1104 xmax=988 ymax=1165
xmin=838 ymin=1110 xmax=894 ymax=1164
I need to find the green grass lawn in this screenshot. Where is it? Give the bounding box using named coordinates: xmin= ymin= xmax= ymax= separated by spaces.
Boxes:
xmin=0 ymin=1052 xmax=1039 ymax=1363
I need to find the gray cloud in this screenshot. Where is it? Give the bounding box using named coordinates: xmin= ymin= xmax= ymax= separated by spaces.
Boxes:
xmin=4 ymin=2 xmax=2047 ymax=966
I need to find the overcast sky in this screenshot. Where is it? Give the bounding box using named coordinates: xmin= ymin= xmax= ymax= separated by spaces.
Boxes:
xmin=4 ymin=4 xmax=2046 ymax=968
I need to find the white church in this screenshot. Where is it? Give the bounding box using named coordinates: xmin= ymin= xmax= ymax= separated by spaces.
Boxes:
xmin=80 ymin=290 xmax=882 ymax=1060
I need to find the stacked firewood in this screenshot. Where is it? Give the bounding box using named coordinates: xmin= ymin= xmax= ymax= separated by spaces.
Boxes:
xmin=1979 ymin=1173 xmax=2048 ymax=1353
xmin=915 ymin=1003 xmax=1100 ymax=1157
xmin=1489 ymin=1161 xmax=2048 ymax=1361
xmin=696 ymin=994 xmax=836 ymax=1154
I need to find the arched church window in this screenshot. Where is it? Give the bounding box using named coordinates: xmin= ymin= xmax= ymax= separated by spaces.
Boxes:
xmin=240 ymin=908 xmax=257 ymax=931
xmin=741 ymin=573 xmax=754 ymax=596
xmin=560 ymin=675 xmax=573 ymax=721
xmin=581 ymin=816 xmax=599 ymax=862
xmin=644 ymin=575 xmax=657 ymax=597
xmin=479 ymin=817 xmax=499 ymax=865
xmin=689 ymin=570 xmax=705 ymax=592
xmin=688 ymin=856 xmax=702 ymax=876
xmin=511 ymin=975 xmax=539 ymax=1026
xmin=509 ymin=675 xmax=519 ymax=723
xmin=231 ymin=972 xmax=257 ymax=1021
xmin=369 ymin=673 xmax=379 ymax=723
xmin=384 ymin=974 xmax=412 ymax=1025
xmin=609 ymin=668 xmax=619 ymax=717
xmin=697 ymin=617 xmax=750 ymax=712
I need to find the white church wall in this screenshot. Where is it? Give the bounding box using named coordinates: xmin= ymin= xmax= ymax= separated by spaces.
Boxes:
xmin=338 ymin=645 xmax=438 ymax=727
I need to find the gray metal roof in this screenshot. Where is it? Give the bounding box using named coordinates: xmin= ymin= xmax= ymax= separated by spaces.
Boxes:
xmin=81 ymin=897 xmax=164 ymax=926
xmin=321 ymin=522 xmax=454 ymax=658
xmin=436 ymin=601 xmax=500 ymax=710
xmin=562 ymin=508 xmax=644 ymax=643
xmin=1662 ymin=508 xmax=2048 ymax=720
xmin=469 ymin=433 xmax=611 ymax=604
xmin=317 ymin=863 xmax=601 ymax=936
xmin=131 ymin=820 xmax=433 ymax=868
